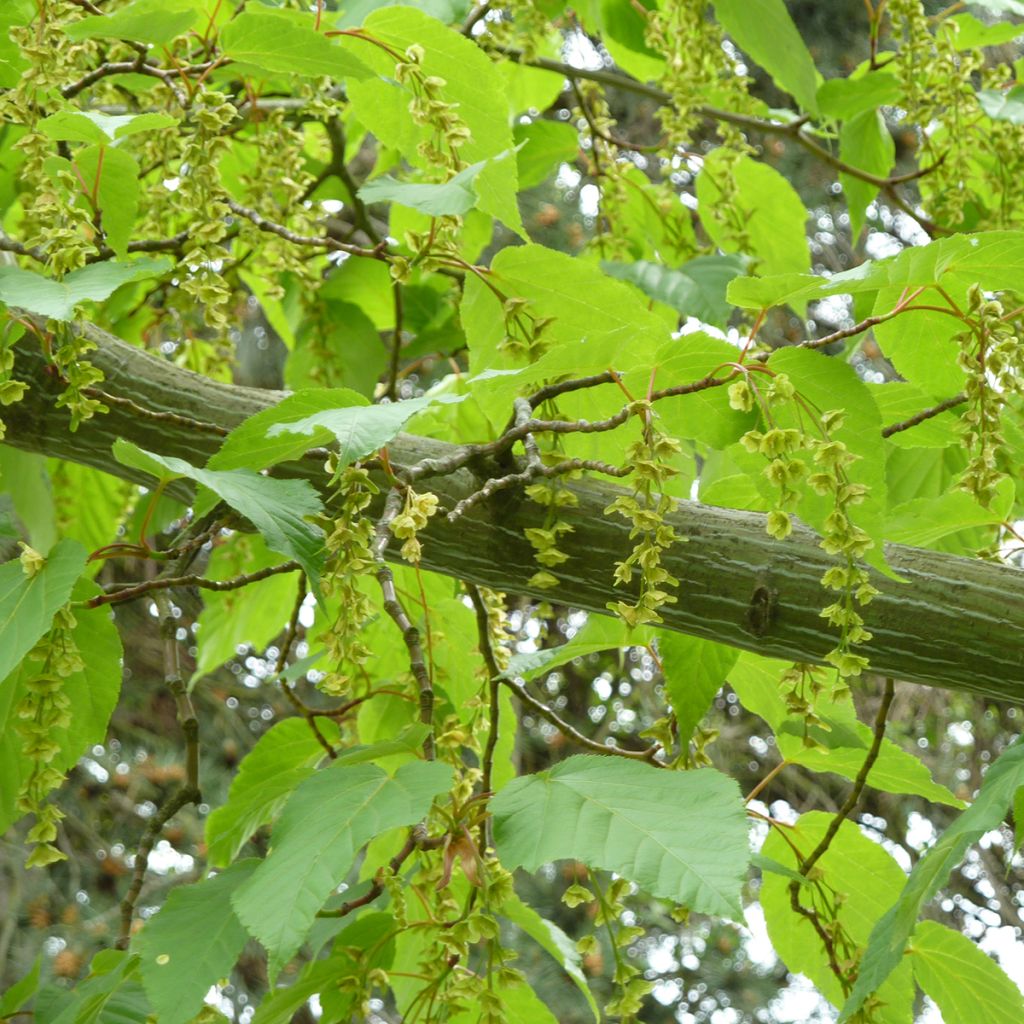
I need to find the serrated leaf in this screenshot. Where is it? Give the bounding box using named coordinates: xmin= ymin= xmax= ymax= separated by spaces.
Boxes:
xmin=208 ymin=388 xmax=369 ymax=472
xmin=134 ymin=860 xmax=259 ymax=1024
xmin=73 ymin=145 xmax=139 ymax=258
xmin=947 ymin=12 xmax=1024 ymax=49
xmin=761 ymin=812 xmax=914 ymax=1023
xmin=841 ymin=737 xmax=1024 ymax=1020
xmin=112 ymin=440 xmax=324 ymax=590
xmin=491 ymin=755 xmax=749 ymax=918
xmin=658 ymin=633 xmax=738 ymax=750
xmin=601 ymin=254 xmax=746 ymax=328
xmin=713 ymin=0 xmax=819 ymax=114
xmin=64 ymin=0 xmax=202 ymax=45
xmin=204 ymin=717 xmax=340 ymax=868
xmin=0 ymin=538 xmax=86 ymax=686
xmin=264 ymin=393 xmax=461 ymax=469
xmin=910 ymin=920 xmax=1024 ymax=1024
xmin=220 ymin=10 xmax=372 ymax=80
xmin=0 ymin=258 xmax=169 ymax=321
xmin=232 ymin=759 xmax=452 ymax=980
xmin=37 ymin=111 xmax=176 ymax=144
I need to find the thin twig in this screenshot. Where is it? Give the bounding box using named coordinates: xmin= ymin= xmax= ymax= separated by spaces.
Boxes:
xmin=881 ymin=393 xmax=966 ymax=437
xmin=117 ymin=594 xmax=200 ymax=948
xmin=502 ymin=678 xmax=661 ymax=762
xmin=87 ymin=560 xmax=300 ymax=608
xmin=466 ymin=584 xmax=502 ymax=850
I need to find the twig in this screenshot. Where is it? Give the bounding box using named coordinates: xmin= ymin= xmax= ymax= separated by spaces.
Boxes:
xmin=372 ymin=489 xmax=435 ymax=760
xmin=466 ymin=584 xmax=502 ymax=849
xmin=386 ymin=280 xmax=404 ymax=402
xmin=117 ymin=593 xmax=200 ymax=948
xmin=316 ymin=827 xmax=445 ymax=919
xmin=225 ymin=198 xmax=387 ymax=261
xmin=799 ymin=678 xmax=896 ymax=877
xmin=881 ymin=392 xmax=966 ymax=437
xmin=501 ymin=677 xmax=661 ymax=762
xmin=87 ymin=560 xmax=300 ymax=608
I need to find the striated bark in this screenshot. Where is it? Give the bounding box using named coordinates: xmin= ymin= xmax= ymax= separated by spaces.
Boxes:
xmin=6 ymin=324 xmax=1024 ymax=700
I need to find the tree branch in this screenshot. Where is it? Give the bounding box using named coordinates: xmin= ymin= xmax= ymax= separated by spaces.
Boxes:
xmin=6 ymin=322 xmax=1024 ymax=700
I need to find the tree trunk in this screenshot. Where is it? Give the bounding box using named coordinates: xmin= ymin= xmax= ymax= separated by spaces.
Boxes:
xmin=7 ymin=324 xmax=1024 ymax=700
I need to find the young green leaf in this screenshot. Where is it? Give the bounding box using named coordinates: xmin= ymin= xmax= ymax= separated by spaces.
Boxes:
xmin=713 ymin=0 xmax=820 ymax=114
xmin=658 ymin=633 xmax=738 ymax=751
xmin=231 ymin=759 xmax=453 ymax=980
xmin=112 ymin=440 xmax=324 ymax=589
xmin=491 ymin=755 xmax=749 ymax=919
xmin=63 ymin=0 xmax=202 ymax=45
xmin=0 ymin=258 xmax=169 ymax=321
xmin=204 ymin=717 xmax=341 ymax=868
xmin=909 ymin=920 xmax=1024 ymax=1024
xmin=0 ymin=537 xmax=86 ymax=686
xmin=134 ymin=860 xmax=259 ymax=1024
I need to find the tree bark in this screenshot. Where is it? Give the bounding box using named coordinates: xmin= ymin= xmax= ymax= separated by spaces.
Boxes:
xmin=7 ymin=324 xmax=1024 ymax=700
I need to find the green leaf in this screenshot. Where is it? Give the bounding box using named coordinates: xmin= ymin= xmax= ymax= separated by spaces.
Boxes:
xmin=760 ymin=812 xmax=914 ymax=1023
xmin=0 ymin=258 xmax=169 ymax=321
xmin=49 ymin=951 xmax=149 ymax=1024
xmin=514 ymin=119 xmax=579 ymax=189
xmin=947 ymin=12 xmax=1024 ymax=49
xmin=504 ymin=614 xmax=652 ymax=681
xmin=910 ymin=920 xmax=1024 ymax=1024
xmin=0 ymin=448 xmax=56 ymax=554
xmin=839 ymin=109 xmax=895 ymax=239
xmin=491 ymin=754 xmax=749 ymax=918
xmin=204 ymin=716 xmax=340 ymax=868
xmin=0 ymin=957 xmax=41 ymax=1016
xmin=73 ymin=145 xmax=140 ymax=258
xmin=978 ymin=84 xmax=1024 ymax=123
xmin=658 ymin=633 xmax=738 ymax=750
xmin=263 ymin=393 xmax=461 ymax=470
xmin=449 ymin=984 xmax=560 ymax=1024
xmin=37 ymin=110 xmax=176 ymax=144
xmin=359 ymin=157 xmax=501 ymax=216
xmin=841 ymin=737 xmax=1024 ymax=1020
xmin=134 ymin=860 xmax=259 ymax=1024
xmin=464 ymin=243 xmax=668 ymax=399
xmin=884 ymin=482 xmax=1011 ymax=549
xmin=335 ymin=0 xmax=465 ymax=28
xmin=0 ymin=538 xmax=86 ymax=686
xmin=697 ymin=150 xmax=810 ymax=277
xmin=729 ymin=653 xmax=963 ymax=807
xmin=601 ymin=254 xmax=747 ymax=328
xmin=112 ymin=440 xmax=324 ymax=590
xmin=64 ymin=0 xmax=203 ymax=45
xmin=220 ymin=10 xmax=372 ymax=80
xmin=0 ymin=579 xmax=124 ymax=832
xmin=713 ymin=0 xmax=819 ymax=113
xmin=816 ymin=70 xmax=900 ymax=120
xmin=499 ymin=893 xmax=599 ymax=1022
xmin=767 ymin=346 xmax=889 ymax=571
xmin=208 ymin=388 xmax=369 ymax=472
xmin=868 ymin=382 xmax=961 ymax=448
xmin=344 ymin=7 xmax=523 ymax=235
xmin=231 ymin=759 xmax=452 ymax=980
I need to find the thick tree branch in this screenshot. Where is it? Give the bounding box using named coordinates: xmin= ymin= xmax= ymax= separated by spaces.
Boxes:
xmin=6 ymin=323 xmax=1024 ymax=700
